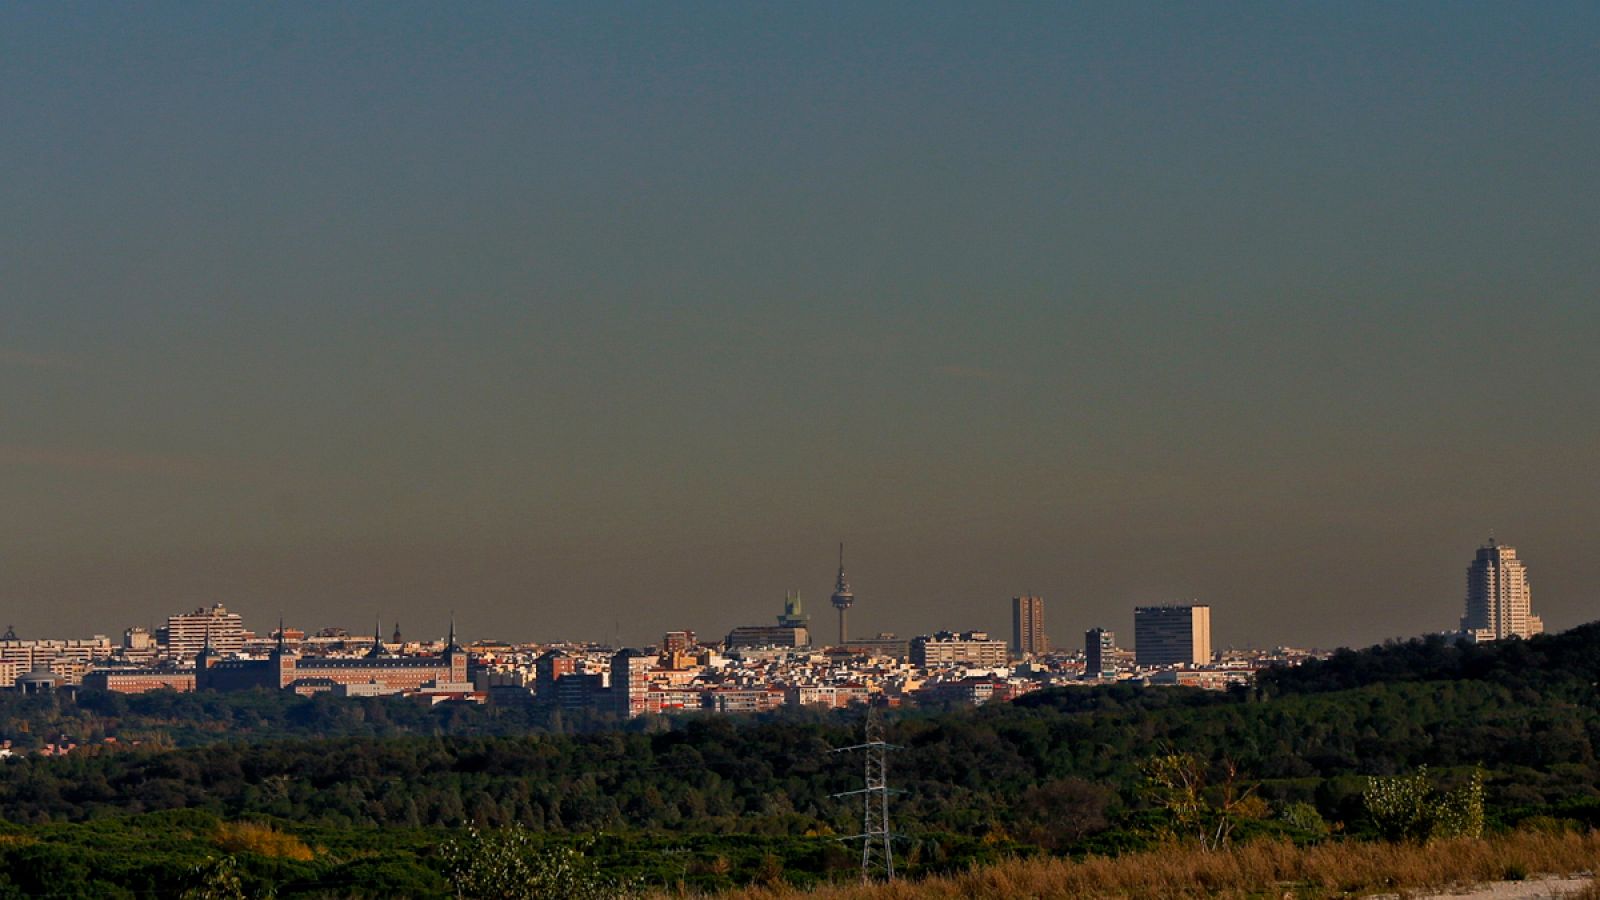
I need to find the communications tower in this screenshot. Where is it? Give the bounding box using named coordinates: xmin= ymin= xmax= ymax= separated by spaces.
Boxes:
xmin=830 ymin=543 xmax=855 ymax=646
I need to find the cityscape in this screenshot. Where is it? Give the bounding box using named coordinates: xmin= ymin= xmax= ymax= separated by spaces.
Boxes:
xmin=0 ymin=536 xmax=1541 ymax=728
xmin=3 ymin=3 xmax=1595 ymax=897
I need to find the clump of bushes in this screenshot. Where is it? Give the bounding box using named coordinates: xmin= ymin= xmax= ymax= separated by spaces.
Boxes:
xmin=213 ymin=821 xmax=316 ymax=861
xmin=1363 ymin=766 xmax=1484 ymax=842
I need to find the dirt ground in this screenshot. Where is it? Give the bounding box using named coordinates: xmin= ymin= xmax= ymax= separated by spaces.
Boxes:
xmin=1400 ymin=875 xmax=1595 ymax=899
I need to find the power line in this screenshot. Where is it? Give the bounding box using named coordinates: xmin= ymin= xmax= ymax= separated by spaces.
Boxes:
xmin=830 ymin=704 xmax=899 ymax=882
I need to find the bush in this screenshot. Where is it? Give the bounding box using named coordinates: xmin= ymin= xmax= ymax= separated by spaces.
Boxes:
xmin=1363 ymin=767 xmax=1484 ymax=842
xmin=213 ymin=822 xmax=314 ymax=861
xmin=439 ymin=826 xmax=638 ymax=900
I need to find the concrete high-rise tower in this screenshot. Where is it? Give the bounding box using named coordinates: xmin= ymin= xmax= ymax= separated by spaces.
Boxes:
xmin=830 ymin=543 xmax=855 ymax=646
xmin=1085 ymin=627 xmax=1116 ymax=677
xmin=1011 ymin=595 xmax=1046 ymax=656
xmin=1461 ymin=537 xmax=1543 ymax=642
xmin=1134 ymin=603 xmax=1212 ymax=668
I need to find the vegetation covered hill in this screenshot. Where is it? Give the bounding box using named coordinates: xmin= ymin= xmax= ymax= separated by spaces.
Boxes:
xmin=4 ymin=623 xmax=1600 ymax=896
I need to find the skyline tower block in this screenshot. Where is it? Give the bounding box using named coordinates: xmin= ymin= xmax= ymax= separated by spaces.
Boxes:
xmin=1462 ymin=537 xmax=1543 ymax=642
xmin=1085 ymin=627 xmax=1116 ymax=678
xmin=164 ymin=603 xmax=245 ymax=661
xmin=1011 ymin=595 xmax=1046 ymax=657
xmin=1134 ymin=603 xmax=1212 ymax=668
xmin=830 ymin=543 xmax=855 ymax=646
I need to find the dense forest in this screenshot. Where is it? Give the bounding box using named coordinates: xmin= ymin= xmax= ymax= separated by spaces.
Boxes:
xmin=4 ymin=623 xmax=1600 ymax=896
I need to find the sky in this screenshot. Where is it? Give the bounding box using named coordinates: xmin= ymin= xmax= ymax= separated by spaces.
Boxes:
xmin=2 ymin=3 xmax=1598 ymax=650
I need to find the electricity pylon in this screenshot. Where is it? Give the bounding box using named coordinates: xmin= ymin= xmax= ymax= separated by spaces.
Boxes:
xmin=831 ymin=705 xmax=900 ymax=882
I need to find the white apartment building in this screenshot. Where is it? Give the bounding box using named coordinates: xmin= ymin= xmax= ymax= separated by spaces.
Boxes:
xmin=165 ymin=603 xmax=247 ymax=660
xmin=1461 ymin=538 xmax=1543 ymax=642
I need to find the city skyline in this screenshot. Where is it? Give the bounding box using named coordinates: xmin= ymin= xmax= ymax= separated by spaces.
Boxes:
xmin=1 ymin=534 xmax=1554 ymax=654
xmin=4 ymin=5 xmax=1597 ymax=650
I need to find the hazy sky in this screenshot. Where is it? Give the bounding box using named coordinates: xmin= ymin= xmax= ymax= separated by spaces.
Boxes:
xmin=3 ymin=3 xmax=1597 ymax=650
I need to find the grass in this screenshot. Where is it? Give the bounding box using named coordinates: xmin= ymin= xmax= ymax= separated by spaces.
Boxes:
xmin=683 ymin=829 xmax=1600 ymax=899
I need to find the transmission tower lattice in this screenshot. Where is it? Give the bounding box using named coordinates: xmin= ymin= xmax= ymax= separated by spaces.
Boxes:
xmin=831 ymin=707 xmax=900 ymax=882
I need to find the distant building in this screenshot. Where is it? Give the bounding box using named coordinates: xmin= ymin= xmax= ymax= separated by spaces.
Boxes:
xmin=919 ymin=676 xmax=1021 ymax=706
xmin=165 ymin=604 xmax=246 ymax=661
xmin=15 ymin=663 xmax=64 ymax=694
xmin=703 ymin=687 xmax=786 ymax=713
xmin=1461 ymin=537 xmax=1543 ymax=642
xmin=659 ymin=630 xmax=699 ymax=668
xmin=1134 ymin=604 xmax=1212 ymax=668
xmin=611 ymin=648 xmax=653 ymax=718
xmin=777 ymin=592 xmax=810 ymax=628
xmin=82 ymin=667 xmax=196 ymax=694
xmin=1085 ymin=627 xmax=1116 ymax=678
xmin=661 ymin=630 xmax=697 ymax=656
xmin=556 ymin=672 xmax=606 ymax=711
xmin=0 ymin=636 xmax=115 ymax=687
xmin=910 ymin=631 xmax=1009 ymax=668
xmin=725 ymin=625 xmax=809 ymax=650
xmin=725 ymin=593 xmax=813 ymax=649
xmin=837 ymin=633 xmax=909 ymax=660
xmin=195 ymin=619 xmax=468 ymax=693
xmin=1011 ymin=595 xmax=1046 ymax=656
xmin=534 ymin=650 xmax=576 ymax=700
xmin=786 ymin=683 xmax=870 ymax=709
xmin=123 ymin=627 xmax=156 ymax=654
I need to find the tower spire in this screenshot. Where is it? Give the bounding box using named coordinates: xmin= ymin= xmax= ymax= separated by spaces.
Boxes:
xmin=368 ymin=616 xmax=386 ymax=658
xmin=830 ymin=541 xmax=856 ymax=647
xmin=276 ymin=615 xmax=285 ymax=653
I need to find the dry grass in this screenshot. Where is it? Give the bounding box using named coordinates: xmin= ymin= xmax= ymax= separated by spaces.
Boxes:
xmin=687 ymin=830 xmax=1600 ymax=899
xmin=213 ymin=820 xmax=316 ymax=861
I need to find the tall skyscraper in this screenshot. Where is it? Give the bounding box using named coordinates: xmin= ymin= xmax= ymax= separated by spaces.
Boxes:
xmin=1011 ymin=595 xmax=1046 ymax=656
xmin=830 ymin=543 xmax=854 ymax=646
xmin=1134 ymin=603 xmax=1212 ymax=668
xmin=1461 ymin=538 xmax=1543 ymax=642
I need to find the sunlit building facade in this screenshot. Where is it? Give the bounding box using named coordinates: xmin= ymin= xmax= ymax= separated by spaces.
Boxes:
xmin=1461 ymin=538 xmax=1543 ymax=642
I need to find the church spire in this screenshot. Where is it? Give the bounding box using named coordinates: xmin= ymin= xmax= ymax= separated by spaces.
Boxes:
xmin=368 ymin=616 xmax=386 ymax=658
xmin=446 ymin=612 xmax=463 ymax=653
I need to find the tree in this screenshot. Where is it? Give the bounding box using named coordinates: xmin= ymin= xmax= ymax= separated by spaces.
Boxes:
xmin=1140 ymin=752 xmax=1264 ymax=851
xmin=180 ymin=856 xmax=250 ymax=900
xmin=1014 ymin=777 xmax=1114 ymax=850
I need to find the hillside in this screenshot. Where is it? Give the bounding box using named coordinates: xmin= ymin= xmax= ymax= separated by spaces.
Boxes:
xmin=3 ymin=624 xmax=1600 ymax=895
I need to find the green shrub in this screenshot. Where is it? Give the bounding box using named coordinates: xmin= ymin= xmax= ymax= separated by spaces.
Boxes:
xmin=439 ymin=826 xmax=638 ymax=900
xmin=1363 ymin=767 xmax=1484 ymax=842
